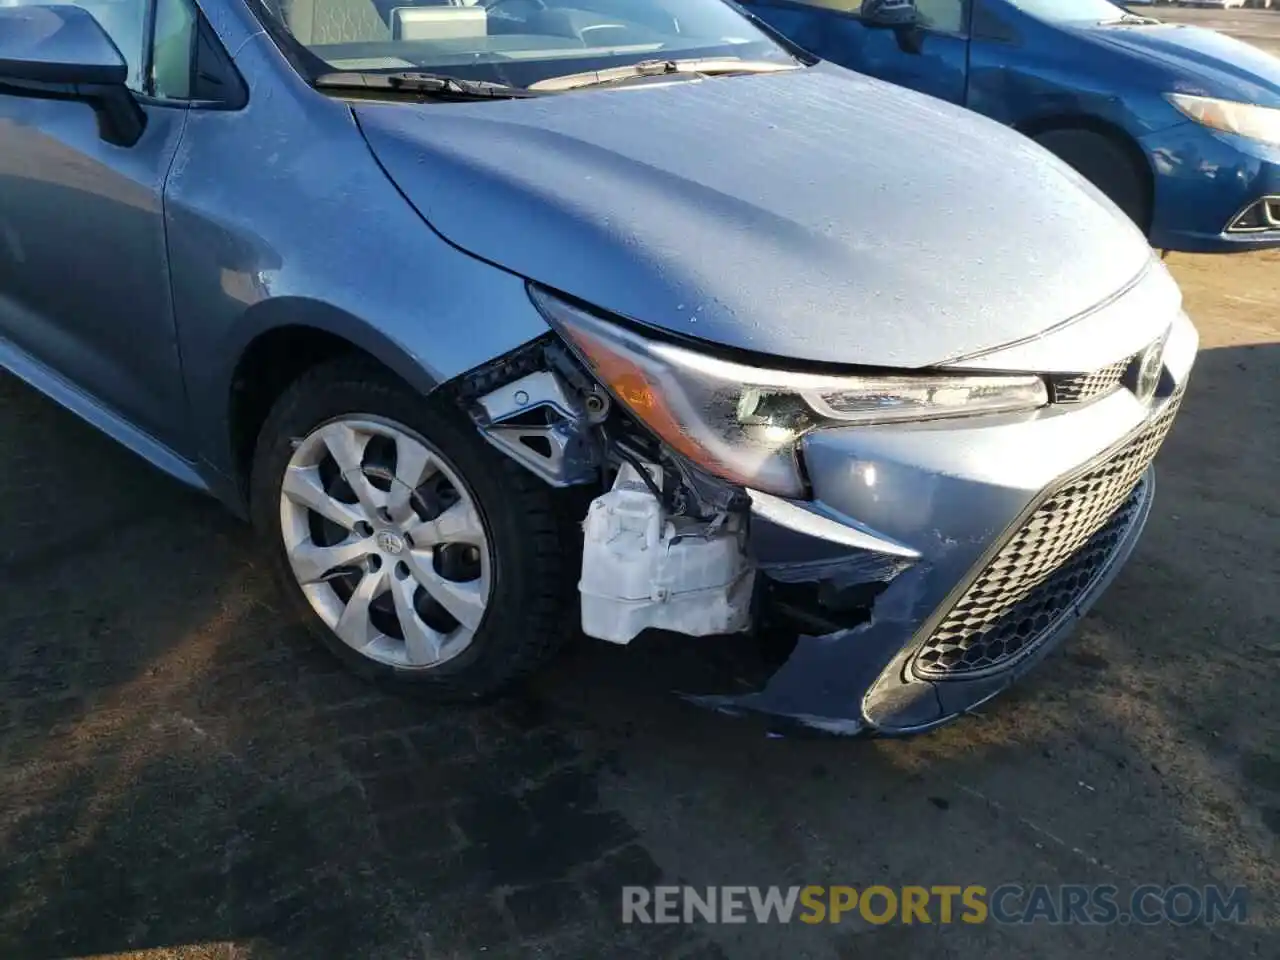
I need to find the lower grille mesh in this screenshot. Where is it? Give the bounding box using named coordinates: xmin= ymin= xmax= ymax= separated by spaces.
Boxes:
xmin=913 ymin=394 xmax=1182 ymax=679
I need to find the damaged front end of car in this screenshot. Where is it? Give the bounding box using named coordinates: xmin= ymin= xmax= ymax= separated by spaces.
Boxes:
xmin=450 ymin=282 xmax=1195 ymax=737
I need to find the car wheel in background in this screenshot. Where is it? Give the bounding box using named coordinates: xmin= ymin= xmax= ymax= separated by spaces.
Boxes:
xmin=249 ymin=356 xmax=571 ymax=700
xmin=1033 ymin=129 xmax=1153 ymax=238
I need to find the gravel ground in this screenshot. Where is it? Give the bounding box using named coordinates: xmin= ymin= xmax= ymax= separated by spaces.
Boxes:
xmin=0 ymin=246 xmax=1277 ymax=960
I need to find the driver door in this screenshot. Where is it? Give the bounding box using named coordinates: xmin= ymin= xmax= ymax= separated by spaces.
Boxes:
xmin=0 ymin=0 xmax=198 ymax=452
xmin=740 ymin=0 xmax=972 ymax=105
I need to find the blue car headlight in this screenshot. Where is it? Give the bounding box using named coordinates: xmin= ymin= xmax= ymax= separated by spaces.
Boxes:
xmin=1167 ymin=93 xmax=1280 ymax=148
xmin=530 ymin=286 xmax=1048 ymax=498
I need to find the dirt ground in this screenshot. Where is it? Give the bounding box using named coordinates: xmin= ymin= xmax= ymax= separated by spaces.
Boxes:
xmin=0 ymin=243 xmax=1276 ymax=960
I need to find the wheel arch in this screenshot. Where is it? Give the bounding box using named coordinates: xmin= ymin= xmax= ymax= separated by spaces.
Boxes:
xmin=1014 ymin=113 xmax=1156 ymax=231
xmin=218 ymin=298 xmax=441 ymax=498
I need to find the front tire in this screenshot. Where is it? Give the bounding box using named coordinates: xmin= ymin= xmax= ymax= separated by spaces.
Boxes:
xmin=249 ymin=356 xmax=571 ymax=700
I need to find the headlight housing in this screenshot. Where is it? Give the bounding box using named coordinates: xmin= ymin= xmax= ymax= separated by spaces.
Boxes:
xmin=1166 ymin=93 xmax=1280 ymax=148
xmin=531 ymin=287 xmax=1048 ymax=498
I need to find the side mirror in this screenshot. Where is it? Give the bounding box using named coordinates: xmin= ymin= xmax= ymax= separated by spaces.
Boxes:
xmin=860 ymin=0 xmax=925 ymax=54
xmin=0 ymin=5 xmax=147 ymax=147
xmin=860 ymin=0 xmax=919 ymax=28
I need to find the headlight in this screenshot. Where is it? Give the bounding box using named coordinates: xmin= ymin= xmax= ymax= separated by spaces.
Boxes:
xmin=1166 ymin=93 xmax=1280 ymax=148
xmin=530 ymin=287 xmax=1048 ymax=498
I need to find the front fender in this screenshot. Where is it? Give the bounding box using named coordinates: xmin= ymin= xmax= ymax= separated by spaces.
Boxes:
xmin=166 ymin=33 xmax=552 ymax=502
xmin=966 ymin=7 xmax=1186 ymax=138
xmin=188 ymin=259 xmax=551 ymax=508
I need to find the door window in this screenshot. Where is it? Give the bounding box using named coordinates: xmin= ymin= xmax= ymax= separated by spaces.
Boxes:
xmin=783 ymin=0 xmax=865 ymax=10
xmin=913 ymin=0 xmax=965 ymax=32
xmin=151 ymin=0 xmax=199 ymax=99
xmin=768 ymin=0 xmax=966 ymax=34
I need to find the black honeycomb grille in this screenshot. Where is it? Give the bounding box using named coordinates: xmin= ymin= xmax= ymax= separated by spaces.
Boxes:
xmin=1050 ymin=358 xmax=1131 ymax=404
xmin=913 ymin=393 xmax=1182 ymax=679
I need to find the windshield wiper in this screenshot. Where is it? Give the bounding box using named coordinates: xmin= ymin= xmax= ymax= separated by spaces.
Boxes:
xmin=529 ymin=58 xmax=799 ymax=92
xmin=314 ymin=71 xmax=540 ymax=101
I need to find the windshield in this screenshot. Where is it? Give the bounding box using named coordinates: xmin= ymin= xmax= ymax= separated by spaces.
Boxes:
xmin=254 ymin=0 xmax=799 ymax=89
xmin=1004 ymin=0 xmax=1134 ymax=22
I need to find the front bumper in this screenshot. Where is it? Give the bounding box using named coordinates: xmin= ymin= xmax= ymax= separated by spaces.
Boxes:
xmin=1142 ymin=122 xmax=1280 ymax=254
xmin=688 ymin=309 xmax=1198 ymax=735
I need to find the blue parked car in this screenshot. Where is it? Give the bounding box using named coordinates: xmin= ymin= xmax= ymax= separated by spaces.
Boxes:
xmin=739 ymin=0 xmax=1280 ymax=252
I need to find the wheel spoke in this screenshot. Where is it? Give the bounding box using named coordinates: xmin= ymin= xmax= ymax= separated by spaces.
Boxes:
xmin=319 ymin=422 xmax=385 ymax=516
xmin=388 ymin=435 xmax=438 ymax=518
xmin=334 ymin=566 xmax=388 ymax=648
xmin=405 ymin=500 xmax=485 ymax=547
xmin=387 ymin=574 xmax=443 ymax=665
xmin=406 ymin=552 xmax=487 ymax=631
xmin=290 ymin=536 xmax=371 ymax=584
xmin=282 ymin=465 xmax=364 ymax=531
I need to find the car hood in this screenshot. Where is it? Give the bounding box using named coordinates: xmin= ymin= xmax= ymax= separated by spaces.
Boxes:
xmin=355 ymin=64 xmax=1156 ymax=369
xmin=1075 ymin=23 xmax=1280 ymax=107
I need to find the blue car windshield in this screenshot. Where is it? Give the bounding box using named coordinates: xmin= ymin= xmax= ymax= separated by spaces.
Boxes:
xmin=256 ymin=0 xmax=798 ymax=88
xmin=1004 ymin=0 xmax=1131 ymax=21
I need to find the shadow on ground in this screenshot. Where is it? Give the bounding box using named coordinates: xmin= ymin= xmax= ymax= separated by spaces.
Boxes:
xmin=0 ymin=340 xmax=1276 ymax=959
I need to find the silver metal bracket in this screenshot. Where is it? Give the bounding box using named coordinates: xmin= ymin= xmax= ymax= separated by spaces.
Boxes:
xmin=476 ymin=370 xmax=600 ymax=486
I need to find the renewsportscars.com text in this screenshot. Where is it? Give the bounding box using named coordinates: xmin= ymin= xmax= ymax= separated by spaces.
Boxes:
xmin=621 ymin=884 xmax=1248 ymax=926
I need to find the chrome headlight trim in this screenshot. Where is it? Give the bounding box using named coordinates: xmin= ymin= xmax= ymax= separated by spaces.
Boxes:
xmin=530 ymin=286 xmax=1050 ymax=497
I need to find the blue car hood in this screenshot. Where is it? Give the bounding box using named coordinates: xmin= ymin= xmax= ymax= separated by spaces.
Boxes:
xmin=354 ymin=65 xmax=1154 ymax=369
xmin=1075 ymin=23 xmax=1280 ymax=107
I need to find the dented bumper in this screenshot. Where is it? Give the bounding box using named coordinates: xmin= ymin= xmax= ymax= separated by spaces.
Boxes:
xmin=689 ymin=311 xmax=1198 ymax=735
xmin=464 ymin=285 xmax=1197 ymax=736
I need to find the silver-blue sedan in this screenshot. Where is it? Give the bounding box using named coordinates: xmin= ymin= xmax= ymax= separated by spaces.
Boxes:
xmin=0 ymin=0 xmax=1196 ymax=734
